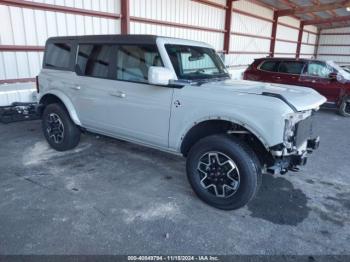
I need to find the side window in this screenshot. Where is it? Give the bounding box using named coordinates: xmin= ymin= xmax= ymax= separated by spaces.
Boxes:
xmin=44 ymin=42 xmax=72 ymax=70
xmin=116 ymin=45 xmax=163 ymax=83
xmin=278 ymin=61 xmax=305 ymax=75
xmin=305 ymin=62 xmax=332 ymax=78
xmin=259 ymin=60 xmax=279 ymax=72
xmin=76 ymin=44 xmax=115 ymax=79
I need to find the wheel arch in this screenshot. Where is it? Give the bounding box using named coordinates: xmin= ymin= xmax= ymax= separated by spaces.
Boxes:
xmin=339 ymin=94 xmax=350 ymax=117
xmin=39 ymin=91 xmax=81 ymax=126
xmin=180 ymin=118 xmax=273 ymax=165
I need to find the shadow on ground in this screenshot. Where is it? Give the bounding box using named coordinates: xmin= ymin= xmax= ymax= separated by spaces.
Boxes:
xmin=248 ymin=174 xmax=311 ymax=226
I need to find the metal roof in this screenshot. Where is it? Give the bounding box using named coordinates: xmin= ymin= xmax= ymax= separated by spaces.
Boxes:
xmin=252 ymin=0 xmax=350 ymax=30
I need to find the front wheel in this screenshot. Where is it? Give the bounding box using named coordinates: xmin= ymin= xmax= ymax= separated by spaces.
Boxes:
xmin=186 ymin=135 xmax=261 ymax=210
xmin=339 ymin=96 xmax=350 ymax=117
xmin=42 ymin=103 xmax=81 ymax=151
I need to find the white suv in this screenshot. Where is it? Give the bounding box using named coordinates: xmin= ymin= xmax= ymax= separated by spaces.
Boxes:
xmin=37 ymin=35 xmax=326 ymax=210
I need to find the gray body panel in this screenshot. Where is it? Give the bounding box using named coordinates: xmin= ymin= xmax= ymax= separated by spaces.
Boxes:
xmin=38 ymin=35 xmax=327 ymax=155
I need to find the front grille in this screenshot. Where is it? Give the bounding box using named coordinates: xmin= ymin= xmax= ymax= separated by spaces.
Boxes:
xmin=295 ymin=117 xmax=313 ymax=148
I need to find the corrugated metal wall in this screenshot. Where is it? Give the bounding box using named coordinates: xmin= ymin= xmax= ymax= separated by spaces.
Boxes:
xmin=0 ymin=0 xmax=121 ymax=82
xmin=226 ymin=1 xmax=317 ymax=67
xmin=275 ymin=16 xmax=299 ymax=58
xmin=301 ymin=25 xmax=318 ymax=59
xmin=130 ymin=0 xmax=226 ymax=51
xmin=0 ymin=0 xmax=319 ymax=84
xmin=275 ymin=17 xmax=317 ymax=59
xmin=226 ymin=0 xmax=273 ymax=66
xmin=317 ymin=27 xmax=350 ymax=64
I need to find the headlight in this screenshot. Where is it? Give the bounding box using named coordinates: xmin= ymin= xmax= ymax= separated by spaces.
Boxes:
xmin=283 ymin=118 xmax=295 ymax=149
xmin=283 ymin=110 xmax=312 ymax=149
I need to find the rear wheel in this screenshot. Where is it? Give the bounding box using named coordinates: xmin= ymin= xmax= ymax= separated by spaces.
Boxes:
xmin=42 ymin=103 xmax=81 ymax=151
xmin=339 ymin=96 xmax=350 ymax=117
xmin=186 ymin=135 xmax=261 ymax=210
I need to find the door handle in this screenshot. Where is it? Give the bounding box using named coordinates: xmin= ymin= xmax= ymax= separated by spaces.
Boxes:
xmin=110 ymin=91 xmax=126 ymax=98
xmin=70 ymin=85 xmax=81 ymax=90
xmin=273 ymin=76 xmax=281 ymax=80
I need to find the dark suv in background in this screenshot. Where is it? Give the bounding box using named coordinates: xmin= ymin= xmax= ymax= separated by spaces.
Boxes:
xmin=243 ymin=58 xmax=350 ymax=117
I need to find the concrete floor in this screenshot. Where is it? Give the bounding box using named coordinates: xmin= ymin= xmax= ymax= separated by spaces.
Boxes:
xmin=0 ymin=109 xmax=349 ymax=255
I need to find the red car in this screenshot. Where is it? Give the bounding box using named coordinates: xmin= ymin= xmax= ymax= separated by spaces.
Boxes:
xmin=243 ymin=58 xmax=350 ymax=117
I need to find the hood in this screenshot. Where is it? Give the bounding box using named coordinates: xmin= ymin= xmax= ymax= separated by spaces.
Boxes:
xmin=201 ymin=79 xmax=327 ymax=112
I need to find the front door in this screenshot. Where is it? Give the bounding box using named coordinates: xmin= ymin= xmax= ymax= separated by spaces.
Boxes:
xmin=299 ymin=61 xmax=342 ymax=103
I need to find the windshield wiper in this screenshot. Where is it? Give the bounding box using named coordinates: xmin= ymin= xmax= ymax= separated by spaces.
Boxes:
xmin=196 ymin=75 xmax=230 ymax=85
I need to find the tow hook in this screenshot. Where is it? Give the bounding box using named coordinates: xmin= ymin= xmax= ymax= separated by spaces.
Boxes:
xmin=307 ymin=136 xmax=320 ymax=151
xmin=266 ymin=166 xmax=288 ymax=175
xmin=280 ymin=168 xmax=288 ymax=175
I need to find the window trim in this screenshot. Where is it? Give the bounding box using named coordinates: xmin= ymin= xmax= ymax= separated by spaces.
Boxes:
xmin=302 ymin=61 xmax=334 ymax=80
xmin=164 ymin=44 xmax=228 ymax=81
xmin=74 ymin=42 xmax=165 ymax=85
xmin=277 ymin=60 xmax=307 ymax=76
xmin=258 ymin=60 xmax=307 ymax=76
xmin=257 ymin=60 xmax=280 ymax=73
xmin=43 ymin=41 xmax=76 ymax=71
xmin=75 ymin=43 xmax=118 ymax=80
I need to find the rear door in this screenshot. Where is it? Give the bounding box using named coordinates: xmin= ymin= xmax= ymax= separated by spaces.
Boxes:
xmin=72 ymin=44 xmax=118 ymax=131
xmin=255 ymin=60 xmax=281 ymax=83
xmin=276 ymin=60 xmax=306 ymax=85
xmin=299 ymin=61 xmax=341 ymax=102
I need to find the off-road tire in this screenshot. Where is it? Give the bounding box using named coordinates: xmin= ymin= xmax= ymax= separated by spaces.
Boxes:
xmin=42 ymin=103 xmax=81 ymax=151
xmin=186 ymin=135 xmax=262 ymax=210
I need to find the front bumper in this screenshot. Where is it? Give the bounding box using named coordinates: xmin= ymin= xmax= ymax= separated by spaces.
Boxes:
xmin=266 ymin=136 xmax=320 ymax=175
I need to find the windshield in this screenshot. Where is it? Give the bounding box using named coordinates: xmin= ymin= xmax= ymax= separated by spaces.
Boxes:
xmin=165 ymin=44 xmax=229 ymax=81
xmin=327 ymin=61 xmax=350 ymax=82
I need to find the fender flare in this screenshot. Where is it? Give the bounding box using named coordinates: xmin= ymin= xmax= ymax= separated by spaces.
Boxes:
xmin=178 ymin=115 xmax=271 ymax=152
xmin=39 ymin=90 xmax=82 ymax=126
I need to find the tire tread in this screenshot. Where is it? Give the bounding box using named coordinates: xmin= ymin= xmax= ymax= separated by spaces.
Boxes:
xmin=42 ymin=103 xmax=81 ymax=151
xmin=186 ymin=134 xmax=262 ymax=210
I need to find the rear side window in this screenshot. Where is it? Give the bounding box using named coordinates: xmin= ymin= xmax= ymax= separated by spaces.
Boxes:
xmin=44 ymin=42 xmax=72 ymax=70
xmin=259 ymin=60 xmax=279 ymax=72
xmin=278 ymin=61 xmax=305 ymax=75
xmin=76 ymin=44 xmax=115 ymax=79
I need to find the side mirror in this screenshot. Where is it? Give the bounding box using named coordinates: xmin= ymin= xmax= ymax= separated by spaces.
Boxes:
xmin=329 ymin=72 xmax=338 ymax=80
xmin=148 ymin=67 xmax=175 ymax=86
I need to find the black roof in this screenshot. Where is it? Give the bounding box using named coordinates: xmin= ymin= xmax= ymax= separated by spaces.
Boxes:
xmin=46 ymin=34 xmax=159 ymax=45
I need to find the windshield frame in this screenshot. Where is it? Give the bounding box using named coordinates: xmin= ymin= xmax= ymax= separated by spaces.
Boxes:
xmin=327 ymin=60 xmax=350 ymax=81
xmin=164 ymin=44 xmax=229 ymax=81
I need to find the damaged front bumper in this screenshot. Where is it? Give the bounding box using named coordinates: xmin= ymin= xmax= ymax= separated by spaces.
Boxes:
xmin=266 ymin=136 xmax=320 ymax=175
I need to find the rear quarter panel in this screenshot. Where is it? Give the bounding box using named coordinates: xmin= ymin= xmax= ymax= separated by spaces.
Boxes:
xmin=38 ymin=69 xmax=81 ymax=126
